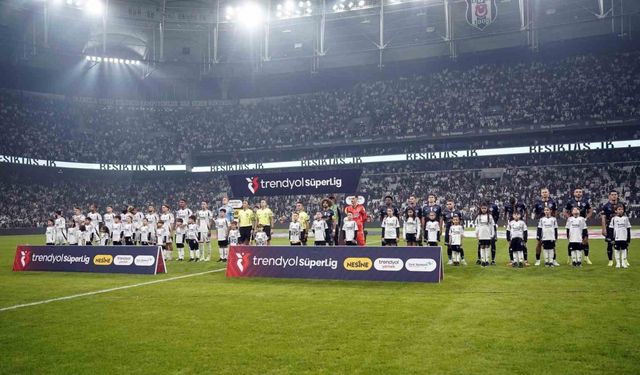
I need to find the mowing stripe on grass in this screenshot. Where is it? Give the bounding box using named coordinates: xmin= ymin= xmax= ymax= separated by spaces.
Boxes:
xmin=0 ymin=268 xmax=226 ymax=312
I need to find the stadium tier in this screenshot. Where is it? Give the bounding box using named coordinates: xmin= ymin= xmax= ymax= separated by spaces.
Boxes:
xmin=1 ymin=51 xmax=639 ymax=165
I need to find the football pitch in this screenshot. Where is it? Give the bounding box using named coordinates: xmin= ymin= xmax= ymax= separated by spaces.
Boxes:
xmin=0 ymin=234 xmax=639 ymax=375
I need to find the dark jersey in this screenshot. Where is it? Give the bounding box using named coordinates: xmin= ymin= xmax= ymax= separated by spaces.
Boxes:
xmin=533 ymin=198 xmax=557 ymax=219
xmin=504 ymin=201 xmax=527 ymax=221
xmin=322 ymin=209 xmax=334 ymax=227
xmin=489 ymin=204 xmax=500 ymax=224
xmin=601 ymin=200 xmax=626 ymax=225
xmin=421 ymin=204 xmax=442 ymax=222
xmin=379 ymin=205 xmax=400 ymax=223
xmin=443 ymin=209 xmax=463 ymax=228
xmin=403 ymin=204 xmax=422 ymax=220
xmin=565 ymin=198 xmax=591 ymax=218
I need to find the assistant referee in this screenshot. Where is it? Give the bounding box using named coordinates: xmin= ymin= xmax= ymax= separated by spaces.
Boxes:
xmin=238 ymin=200 xmax=255 ymax=245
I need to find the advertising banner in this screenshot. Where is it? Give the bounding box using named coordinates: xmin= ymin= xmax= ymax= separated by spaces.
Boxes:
xmin=12 ymin=245 xmax=167 ymax=275
xmin=228 ymin=169 xmax=362 ymax=197
xmin=226 ymin=245 xmax=442 ymax=283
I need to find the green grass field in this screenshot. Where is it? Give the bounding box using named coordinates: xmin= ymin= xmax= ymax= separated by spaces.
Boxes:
xmin=0 ymin=233 xmax=639 ymax=375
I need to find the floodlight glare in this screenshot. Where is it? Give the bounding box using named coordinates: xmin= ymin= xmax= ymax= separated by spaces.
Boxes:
xmin=236 ymin=2 xmax=264 ymax=29
xmin=358 ymin=0 xmax=365 ymax=6
xmin=85 ymin=0 xmax=104 ymax=17
xmin=96 ymin=56 xmax=102 ymax=61
xmin=85 ymin=55 xmax=91 ymax=61
xmin=118 ymin=59 xmax=124 ymax=63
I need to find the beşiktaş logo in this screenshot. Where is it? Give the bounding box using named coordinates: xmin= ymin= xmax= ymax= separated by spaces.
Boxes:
xmin=244 ymin=175 xmax=343 ymax=195
xmin=31 ymin=253 xmax=91 ymax=265
xmin=466 ymin=0 xmax=497 ymax=30
xmin=246 ymin=177 xmax=260 ymax=194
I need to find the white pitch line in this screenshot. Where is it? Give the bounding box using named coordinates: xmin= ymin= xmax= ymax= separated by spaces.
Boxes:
xmin=0 ymin=268 xmax=226 ymax=313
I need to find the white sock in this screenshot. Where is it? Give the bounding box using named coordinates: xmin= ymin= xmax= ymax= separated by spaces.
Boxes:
xmin=189 ymin=250 xmax=194 ymax=259
xmin=178 ymin=248 xmax=184 ymax=259
xmin=223 ymin=247 xmax=229 ymax=259
xmin=219 ymin=247 xmax=225 ymax=259
xmin=614 ymin=250 xmax=621 ymax=266
xmin=622 ymin=249 xmax=628 ymax=266
xmin=577 ymin=251 xmax=583 ymax=263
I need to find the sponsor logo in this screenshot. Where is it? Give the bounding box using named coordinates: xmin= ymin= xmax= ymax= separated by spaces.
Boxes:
xmin=113 ymin=255 xmax=134 ymax=266
xmin=374 ymin=258 xmax=404 ymax=271
xmin=235 ymin=252 xmax=252 ymax=273
xmin=134 ymin=255 xmax=155 ymax=266
xmin=246 ymin=177 xmax=260 ymax=194
xmin=21 ymin=249 xmax=32 ymax=269
xmin=405 ymin=258 xmax=438 ymax=272
xmin=343 ymin=257 xmax=372 ymax=271
xmin=93 ymin=254 xmax=113 ymax=266
xmin=251 ymin=255 xmax=338 ymax=270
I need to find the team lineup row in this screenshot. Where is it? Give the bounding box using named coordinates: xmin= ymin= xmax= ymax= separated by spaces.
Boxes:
xmin=41 ymin=187 xmax=631 ymax=267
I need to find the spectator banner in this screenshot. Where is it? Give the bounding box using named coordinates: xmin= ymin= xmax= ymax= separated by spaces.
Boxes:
xmin=12 ymin=245 xmax=167 ymax=275
xmin=226 ymin=245 xmax=443 ymax=283
xmin=228 ymin=169 xmax=362 ymax=197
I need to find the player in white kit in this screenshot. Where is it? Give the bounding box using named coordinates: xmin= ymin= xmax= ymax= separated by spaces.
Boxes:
xmin=215 ymin=210 xmax=230 ymax=262
xmin=197 ymin=201 xmax=214 ymax=261
xmin=160 ymin=204 xmax=175 ymax=260
xmin=54 ymin=210 xmax=67 ymax=245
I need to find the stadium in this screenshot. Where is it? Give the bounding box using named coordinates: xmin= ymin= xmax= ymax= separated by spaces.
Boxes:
xmin=0 ymin=0 xmax=639 ymax=373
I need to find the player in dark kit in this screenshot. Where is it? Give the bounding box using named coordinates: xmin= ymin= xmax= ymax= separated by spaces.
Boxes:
xmin=563 ymin=188 xmax=593 ymax=264
xmin=533 ymin=188 xmax=559 ymax=266
xmin=601 ymin=190 xmax=626 ymax=266
xmin=379 ymin=195 xmax=399 ymax=246
xmin=504 ymin=196 xmax=528 ymax=264
xmin=422 ymin=194 xmax=443 ymax=245
xmin=443 ymin=199 xmax=465 ymax=265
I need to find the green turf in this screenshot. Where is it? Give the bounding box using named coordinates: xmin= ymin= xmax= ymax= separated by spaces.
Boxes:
xmin=0 ymin=234 xmax=639 ymax=375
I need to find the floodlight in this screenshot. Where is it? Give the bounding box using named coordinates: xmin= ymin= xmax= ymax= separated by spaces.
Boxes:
xmin=85 ymin=0 xmax=104 ymax=17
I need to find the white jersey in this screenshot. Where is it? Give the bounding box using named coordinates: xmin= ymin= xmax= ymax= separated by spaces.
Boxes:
xmin=312 ymin=220 xmax=328 ymax=241
xmin=382 ymin=216 xmax=400 ymax=240
xmin=215 ymin=218 xmax=230 ymax=240
xmin=197 ymin=210 xmax=214 ymax=232
xmin=175 ymin=224 xmax=186 ymax=243
xmin=111 ymin=222 xmax=123 ymax=242
xmin=145 ymin=213 xmax=159 ymax=232
xmin=176 ymin=208 xmax=193 ymax=224
xmin=403 ymin=217 xmax=421 ymax=237
xmin=55 ymin=217 xmax=66 ymax=232
xmin=566 ymin=216 xmax=587 ymax=243
xmin=425 ymin=220 xmax=440 ymax=243
xmin=87 ymin=212 xmax=102 ymax=226
xmin=609 ymin=216 xmax=631 ymax=242
xmin=289 ymin=222 xmax=302 ymax=243
xmin=67 ymin=227 xmax=79 ymax=245
xmin=229 ymin=229 xmax=240 ymax=245
xmin=342 ymin=220 xmax=357 ymax=242
xmin=160 ymin=213 xmax=175 ymax=231
xmin=187 ymin=223 xmax=198 ymax=240
xmin=475 ymin=214 xmax=495 ymax=240
xmin=508 ymin=220 xmax=527 ymax=240
xmin=255 ymin=232 xmax=268 ymax=246
xmin=72 ymin=214 xmax=86 ymax=228
xmin=45 ymin=226 xmax=56 ymax=244
xmin=538 ymin=217 xmax=558 ymax=241
xmin=156 ymin=227 xmax=167 ymax=245
xmin=132 ymin=212 xmax=144 ymax=230
xmin=99 ymin=232 xmax=109 ymax=246
xmin=83 ymin=225 xmax=92 ymax=244
xmin=140 ymin=225 xmax=151 ymax=243
xmin=123 ymin=223 xmax=134 ymax=238
xmin=449 ymin=225 xmax=463 ymax=246
xmin=103 ymin=213 xmax=115 ymax=230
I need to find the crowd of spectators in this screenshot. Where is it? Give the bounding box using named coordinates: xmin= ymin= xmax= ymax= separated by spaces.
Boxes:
xmin=1 ymin=162 xmax=637 ymax=228
xmin=1 ymin=51 xmax=639 ymax=164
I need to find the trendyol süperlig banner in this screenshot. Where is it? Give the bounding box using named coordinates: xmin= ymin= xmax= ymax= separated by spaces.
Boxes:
xmin=12 ymin=245 xmax=167 ymax=275
xmin=228 ymin=169 xmax=362 ymax=197
xmin=226 ymin=245 xmax=443 ymax=283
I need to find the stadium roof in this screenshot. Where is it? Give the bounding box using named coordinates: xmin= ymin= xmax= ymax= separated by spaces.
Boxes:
xmin=0 ymin=0 xmax=638 ymax=92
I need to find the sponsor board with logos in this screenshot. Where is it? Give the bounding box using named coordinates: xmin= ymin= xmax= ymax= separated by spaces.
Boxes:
xmin=226 ymin=245 xmax=442 ymax=283
xmin=13 ymin=245 xmax=167 ymax=275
